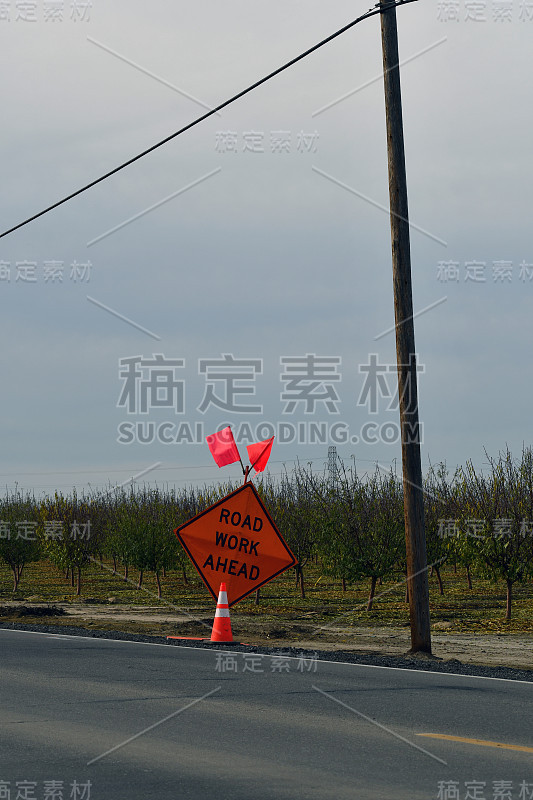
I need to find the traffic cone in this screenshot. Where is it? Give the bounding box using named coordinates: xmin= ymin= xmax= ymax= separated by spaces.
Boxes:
xmin=210 ymin=582 xmax=233 ymax=642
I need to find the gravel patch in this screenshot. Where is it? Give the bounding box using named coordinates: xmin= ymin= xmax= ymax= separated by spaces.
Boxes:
xmin=0 ymin=605 xmax=66 ymax=618
xmin=2 ymin=620 xmax=532 ymax=683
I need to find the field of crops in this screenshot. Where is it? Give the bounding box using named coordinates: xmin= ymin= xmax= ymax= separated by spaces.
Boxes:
xmin=1 ymin=448 xmax=533 ymax=632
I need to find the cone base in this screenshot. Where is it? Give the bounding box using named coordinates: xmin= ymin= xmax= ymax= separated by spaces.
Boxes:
xmin=210 ymin=618 xmax=233 ymax=643
xmin=166 ymin=636 xmax=243 ymax=646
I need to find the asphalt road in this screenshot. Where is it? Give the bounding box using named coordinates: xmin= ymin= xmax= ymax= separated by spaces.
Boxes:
xmin=1 ymin=629 xmax=531 ymax=800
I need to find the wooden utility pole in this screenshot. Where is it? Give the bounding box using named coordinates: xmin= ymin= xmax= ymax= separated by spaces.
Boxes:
xmin=380 ymin=0 xmax=431 ymax=653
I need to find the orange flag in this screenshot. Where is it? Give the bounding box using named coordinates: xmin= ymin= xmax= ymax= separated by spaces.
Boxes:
xmin=206 ymin=427 xmax=241 ymax=467
xmin=247 ymin=437 xmax=274 ymax=472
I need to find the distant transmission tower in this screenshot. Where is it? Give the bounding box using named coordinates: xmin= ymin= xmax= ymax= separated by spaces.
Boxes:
xmin=328 ymin=445 xmax=337 ymax=487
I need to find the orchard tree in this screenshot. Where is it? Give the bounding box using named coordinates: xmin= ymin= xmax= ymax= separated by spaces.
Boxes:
xmin=129 ymin=488 xmax=182 ymax=598
xmin=319 ymin=464 xmax=405 ymax=611
xmin=39 ymin=491 xmax=100 ymax=595
xmin=455 ymin=448 xmax=533 ymax=619
xmin=423 ymin=463 xmax=462 ymax=595
xmin=0 ymin=491 xmax=41 ymax=593
xmin=267 ymin=465 xmax=322 ymax=599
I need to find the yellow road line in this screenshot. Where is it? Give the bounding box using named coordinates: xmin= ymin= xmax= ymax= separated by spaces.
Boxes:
xmin=417 ymin=734 xmax=533 ymax=754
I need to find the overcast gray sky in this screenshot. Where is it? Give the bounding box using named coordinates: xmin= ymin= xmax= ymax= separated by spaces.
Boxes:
xmin=1 ymin=0 xmax=531 ymax=495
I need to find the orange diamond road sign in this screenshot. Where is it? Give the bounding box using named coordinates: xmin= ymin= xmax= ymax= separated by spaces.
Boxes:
xmin=174 ymin=482 xmax=297 ymax=607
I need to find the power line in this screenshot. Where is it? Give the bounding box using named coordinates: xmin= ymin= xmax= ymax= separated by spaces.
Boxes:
xmin=0 ymin=454 xmax=396 ymax=483
xmin=0 ymin=0 xmax=417 ymax=241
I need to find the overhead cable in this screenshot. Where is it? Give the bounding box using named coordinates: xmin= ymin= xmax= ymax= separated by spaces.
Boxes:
xmin=0 ymin=0 xmax=417 ymax=240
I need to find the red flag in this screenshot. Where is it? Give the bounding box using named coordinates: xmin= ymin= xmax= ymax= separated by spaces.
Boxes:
xmin=206 ymin=427 xmax=241 ymax=467
xmin=247 ymin=437 xmax=274 ymax=473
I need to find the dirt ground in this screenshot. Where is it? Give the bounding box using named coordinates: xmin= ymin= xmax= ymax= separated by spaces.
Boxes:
xmin=2 ymin=601 xmax=532 ymax=671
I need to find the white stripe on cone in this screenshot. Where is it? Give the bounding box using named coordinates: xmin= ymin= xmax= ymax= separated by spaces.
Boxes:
xmin=218 ymin=591 xmax=228 ymax=604
xmin=214 ymin=608 xmax=230 ymax=617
